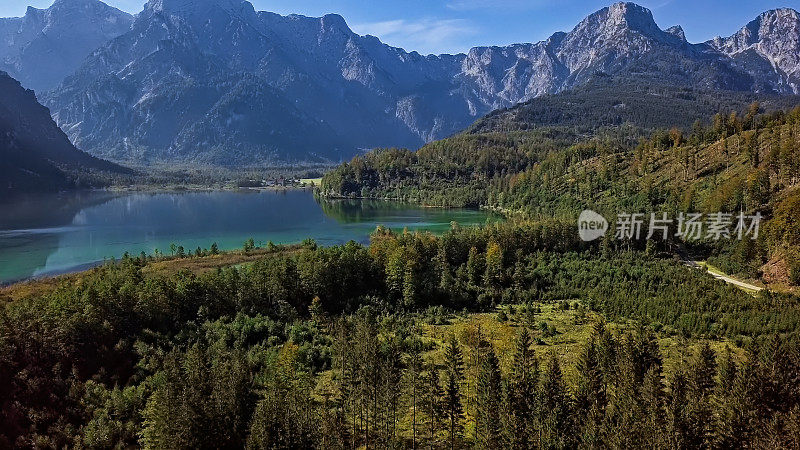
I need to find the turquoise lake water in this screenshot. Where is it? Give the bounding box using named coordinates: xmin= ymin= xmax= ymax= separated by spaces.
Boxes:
xmin=0 ymin=190 xmax=497 ymax=284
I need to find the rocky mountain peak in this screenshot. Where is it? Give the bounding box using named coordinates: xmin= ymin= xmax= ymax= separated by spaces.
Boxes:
xmin=145 ymin=0 xmax=254 ymax=17
xmin=561 ymin=1 xmax=667 ymax=48
xmin=45 ymin=0 xmax=132 ymax=23
xmin=0 ymin=0 xmax=132 ymax=92
xmin=575 ymin=2 xmax=661 ymax=37
xmin=606 ymin=2 xmax=657 ymax=29
xmin=710 ymin=8 xmax=799 ymax=48
xmin=554 ymin=2 xmax=675 ymax=76
xmin=320 ymin=13 xmax=349 ymax=32
xmin=24 ymin=5 xmax=42 ymax=16
xmin=708 ymin=7 xmax=800 ymax=84
xmin=50 ymin=0 xmax=104 ymax=7
xmin=666 ymin=25 xmax=686 ymax=41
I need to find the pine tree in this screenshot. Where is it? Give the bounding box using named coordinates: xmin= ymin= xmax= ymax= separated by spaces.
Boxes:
xmin=756 ymin=336 xmax=798 ymax=415
xmin=715 ymin=346 xmax=739 ymax=448
xmin=640 ymin=366 xmax=666 ymax=449
xmin=687 ymin=343 xmax=716 ymax=447
xmin=403 ymin=259 xmax=420 ymax=309
xmin=466 ymin=246 xmax=484 ymax=287
xmin=386 ymin=247 xmax=406 ymax=302
xmin=436 ymin=244 xmax=455 ymax=293
xmin=443 ymin=335 xmax=464 ymax=449
xmin=422 ymin=364 xmax=444 ymax=448
xmin=667 ymin=368 xmax=690 ymax=449
xmin=406 ymin=341 xmax=424 ymax=449
xmin=510 ymin=251 xmax=526 ymax=301
xmin=575 ymin=336 xmax=606 ymax=447
xmin=593 ymin=321 xmax=617 ymax=383
xmin=504 ymin=328 xmax=538 ymax=449
xmin=484 ymin=242 xmax=504 ymax=291
xmin=609 ymin=336 xmax=646 ymax=448
xmin=539 ymin=351 xmax=572 ymax=448
xmin=379 ymin=335 xmax=403 ymax=446
xmin=475 ymin=344 xmax=502 ymax=449
xmin=632 ymin=327 xmax=663 ymax=385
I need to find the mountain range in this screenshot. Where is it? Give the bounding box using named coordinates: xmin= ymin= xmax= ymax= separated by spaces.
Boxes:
xmin=0 ymin=71 xmax=126 ymax=195
xmin=0 ymin=0 xmax=133 ymax=93
xmin=2 ymin=0 xmax=800 ymax=164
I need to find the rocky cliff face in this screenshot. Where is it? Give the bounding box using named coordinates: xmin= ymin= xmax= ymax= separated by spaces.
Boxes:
xmin=7 ymin=1 xmax=797 ymax=164
xmin=708 ymin=8 xmax=800 ymax=93
xmin=0 ymin=0 xmax=133 ymax=93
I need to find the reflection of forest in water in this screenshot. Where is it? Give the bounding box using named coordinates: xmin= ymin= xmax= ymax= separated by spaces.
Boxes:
xmin=0 ymin=191 xmax=120 ymax=283
xmin=317 ymin=198 xmax=424 ymax=223
xmin=317 ymin=198 xmax=502 ymax=230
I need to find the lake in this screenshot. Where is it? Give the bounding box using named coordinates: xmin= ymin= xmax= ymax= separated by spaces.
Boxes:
xmin=0 ymin=190 xmax=498 ymax=284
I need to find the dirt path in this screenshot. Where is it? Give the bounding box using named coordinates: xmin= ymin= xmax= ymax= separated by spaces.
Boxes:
xmin=682 ymin=259 xmax=763 ymax=292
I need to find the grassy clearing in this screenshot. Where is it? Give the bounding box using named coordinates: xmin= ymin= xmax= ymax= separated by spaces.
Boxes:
xmin=0 ymin=246 xmax=303 ymax=302
xmin=140 ymin=246 xmax=302 ymax=277
xmin=420 ymin=303 xmax=744 ymax=385
xmin=300 ymin=178 xmax=323 ymax=187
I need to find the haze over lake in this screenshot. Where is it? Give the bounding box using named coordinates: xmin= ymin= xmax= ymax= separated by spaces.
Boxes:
xmin=0 ymin=190 xmax=497 ymax=284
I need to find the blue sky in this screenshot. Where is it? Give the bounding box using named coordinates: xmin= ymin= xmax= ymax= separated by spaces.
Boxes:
xmin=3 ymin=0 xmax=799 ymax=54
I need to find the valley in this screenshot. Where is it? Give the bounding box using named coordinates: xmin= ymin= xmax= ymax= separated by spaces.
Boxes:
xmin=1 ymin=0 xmax=800 ymax=448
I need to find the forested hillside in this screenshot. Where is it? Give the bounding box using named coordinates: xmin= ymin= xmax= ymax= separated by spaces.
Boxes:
xmin=469 ymin=78 xmax=800 ymax=134
xmin=2 ymin=223 xmax=800 ymax=447
xmin=322 ymin=103 xmax=800 ymax=286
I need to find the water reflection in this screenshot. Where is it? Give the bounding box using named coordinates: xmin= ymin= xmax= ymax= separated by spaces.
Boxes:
xmin=0 ymin=190 xmax=496 ymax=284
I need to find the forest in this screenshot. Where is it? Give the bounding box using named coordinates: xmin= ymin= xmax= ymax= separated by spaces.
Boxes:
xmin=321 ymin=104 xmax=800 ymax=286
xmin=2 ymin=221 xmax=800 ymax=448
xmin=468 ymin=77 xmax=800 ymax=135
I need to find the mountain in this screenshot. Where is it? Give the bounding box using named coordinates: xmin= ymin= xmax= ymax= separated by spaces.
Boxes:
xmin=708 ymin=8 xmax=800 ymax=94
xmin=0 ymin=71 xmax=126 ymax=195
xmin=0 ymin=0 xmax=133 ymax=93
xmin=43 ymin=0 xmax=456 ymax=164
xmin=25 ymin=1 xmax=800 ymax=164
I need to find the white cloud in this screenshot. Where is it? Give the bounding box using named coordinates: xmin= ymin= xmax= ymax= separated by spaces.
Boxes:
xmin=351 ymin=18 xmax=478 ymax=55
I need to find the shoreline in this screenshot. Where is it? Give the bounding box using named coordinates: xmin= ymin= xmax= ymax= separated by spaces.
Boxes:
xmin=0 ymin=192 xmax=499 ymax=289
xmin=0 ymin=246 xmax=302 ymax=301
xmin=105 ymin=184 xmax=315 ymax=194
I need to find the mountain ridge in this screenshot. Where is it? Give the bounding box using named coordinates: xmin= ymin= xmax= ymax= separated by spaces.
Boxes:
xmin=0 ymin=71 xmax=128 ymax=194
xmin=4 ymin=0 xmax=798 ymax=164
xmin=0 ymin=0 xmax=133 ymax=92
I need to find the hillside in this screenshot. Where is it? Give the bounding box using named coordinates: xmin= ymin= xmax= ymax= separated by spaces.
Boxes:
xmin=0 ymin=71 xmax=128 ymax=195
xmin=469 ymin=77 xmax=800 ymax=134
xmin=321 ymin=102 xmax=800 ymax=286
